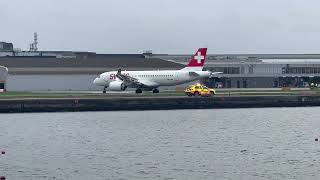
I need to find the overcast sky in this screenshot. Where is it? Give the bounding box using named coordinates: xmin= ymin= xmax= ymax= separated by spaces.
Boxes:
xmin=1 ymin=0 xmax=320 ymax=54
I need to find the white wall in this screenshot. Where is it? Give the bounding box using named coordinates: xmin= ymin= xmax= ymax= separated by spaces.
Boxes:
xmin=0 ymin=66 xmax=8 ymax=90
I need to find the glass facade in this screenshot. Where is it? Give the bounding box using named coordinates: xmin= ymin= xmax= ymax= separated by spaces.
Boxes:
xmin=200 ymin=60 xmax=320 ymax=88
xmin=285 ymin=67 xmax=320 ymax=74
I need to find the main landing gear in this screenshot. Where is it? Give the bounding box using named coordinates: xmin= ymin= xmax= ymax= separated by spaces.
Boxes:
xmin=103 ymin=87 xmax=107 ymax=94
xmin=135 ymin=88 xmax=159 ymax=94
xmin=152 ymin=89 xmax=159 ymax=93
xmin=135 ymin=88 xmax=142 ymax=94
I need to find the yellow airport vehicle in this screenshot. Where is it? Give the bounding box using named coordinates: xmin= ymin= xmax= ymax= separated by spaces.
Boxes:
xmin=185 ymin=83 xmax=216 ymax=97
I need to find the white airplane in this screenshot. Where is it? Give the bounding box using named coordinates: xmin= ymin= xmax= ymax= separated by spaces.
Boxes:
xmin=93 ymin=48 xmax=222 ymax=93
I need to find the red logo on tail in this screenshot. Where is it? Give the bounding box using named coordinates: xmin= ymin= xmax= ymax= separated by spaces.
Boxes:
xmin=187 ymin=48 xmax=207 ymax=67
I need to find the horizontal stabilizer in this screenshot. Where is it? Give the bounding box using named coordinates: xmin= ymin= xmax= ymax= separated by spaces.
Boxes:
xmin=189 ymin=72 xmax=200 ymax=76
xmin=210 ymin=72 xmax=223 ymax=78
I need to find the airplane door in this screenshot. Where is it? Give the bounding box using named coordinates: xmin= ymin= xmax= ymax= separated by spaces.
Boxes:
xmin=174 ymin=72 xmax=179 ymax=82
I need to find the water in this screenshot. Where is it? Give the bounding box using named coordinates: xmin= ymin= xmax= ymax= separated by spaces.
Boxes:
xmin=1 ymin=108 xmax=320 ymax=180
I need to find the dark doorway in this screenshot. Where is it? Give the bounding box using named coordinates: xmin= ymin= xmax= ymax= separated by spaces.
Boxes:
xmin=242 ymin=80 xmax=248 ymax=88
xmin=237 ymin=81 xmax=240 ymax=88
xmin=226 ymin=80 xmax=231 ymax=88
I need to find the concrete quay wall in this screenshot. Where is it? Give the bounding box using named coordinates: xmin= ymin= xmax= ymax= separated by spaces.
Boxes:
xmin=0 ymin=96 xmax=320 ymax=113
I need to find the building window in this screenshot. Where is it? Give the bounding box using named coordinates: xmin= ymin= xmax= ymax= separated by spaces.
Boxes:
xmin=249 ymin=65 xmax=254 ymax=74
xmin=242 ymin=80 xmax=248 ymax=88
xmin=287 ymin=67 xmax=320 ymax=74
xmin=226 ymin=80 xmax=231 ymax=88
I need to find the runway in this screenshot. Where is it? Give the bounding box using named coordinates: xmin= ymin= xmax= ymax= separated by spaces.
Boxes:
xmin=0 ymin=88 xmax=319 ymax=113
xmin=0 ymin=88 xmax=317 ymax=100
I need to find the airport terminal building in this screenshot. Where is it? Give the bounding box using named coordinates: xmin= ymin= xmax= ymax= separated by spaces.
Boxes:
xmin=1 ymin=41 xmax=320 ymax=91
xmin=154 ymin=54 xmax=320 ymax=88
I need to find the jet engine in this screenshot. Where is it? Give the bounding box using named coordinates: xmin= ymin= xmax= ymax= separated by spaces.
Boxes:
xmin=108 ymin=81 xmax=127 ymax=91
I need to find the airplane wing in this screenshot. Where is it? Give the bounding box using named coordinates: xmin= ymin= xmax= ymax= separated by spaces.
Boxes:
xmin=116 ymin=69 xmax=159 ymax=88
xmin=116 ymin=69 xmax=144 ymax=87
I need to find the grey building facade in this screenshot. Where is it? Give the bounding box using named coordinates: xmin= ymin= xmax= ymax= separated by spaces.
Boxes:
xmin=0 ymin=42 xmax=13 ymax=51
xmin=204 ymin=60 xmax=320 ymax=88
xmin=154 ymin=54 xmax=320 ymax=88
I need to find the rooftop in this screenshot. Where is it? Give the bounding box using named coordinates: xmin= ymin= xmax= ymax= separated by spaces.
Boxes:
xmin=0 ymin=54 xmax=184 ymax=75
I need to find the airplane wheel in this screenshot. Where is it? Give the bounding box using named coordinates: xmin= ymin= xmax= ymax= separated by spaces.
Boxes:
xmin=135 ymin=89 xmax=142 ymax=94
xmin=103 ymin=88 xmax=106 ymax=94
xmin=152 ymin=89 xmax=159 ymax=93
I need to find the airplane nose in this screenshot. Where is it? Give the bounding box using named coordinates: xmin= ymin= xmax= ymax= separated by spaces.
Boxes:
xmin=93 ymin=78 xmax=104 ymax=86
xmin=93 ymin=77 xmax=109 ymax=86
xmin=93 ymin=78 xmax=98 ymax=85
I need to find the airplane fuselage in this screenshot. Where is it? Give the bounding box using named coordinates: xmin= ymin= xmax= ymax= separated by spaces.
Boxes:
xmin=93 ymin=48 xmax=220 ymax=93
xmin=93 ymin=70 xmax=211 ymax=89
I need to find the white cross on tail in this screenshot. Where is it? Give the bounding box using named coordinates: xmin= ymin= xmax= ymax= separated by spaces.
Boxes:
xmin=194 ymin=52 xmax=204 ymax=64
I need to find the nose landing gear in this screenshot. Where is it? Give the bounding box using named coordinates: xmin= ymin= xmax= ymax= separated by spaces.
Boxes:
xmin=103 ymin=87 xmax=107 ymax=94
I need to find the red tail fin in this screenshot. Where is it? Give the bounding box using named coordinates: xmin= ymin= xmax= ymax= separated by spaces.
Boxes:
xmin=187 ymin=48 xmax=207 ymax=67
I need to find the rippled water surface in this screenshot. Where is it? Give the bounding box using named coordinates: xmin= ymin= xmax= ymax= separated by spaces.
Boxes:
xmin=1 ymin=108 xmax=320 ymax=180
